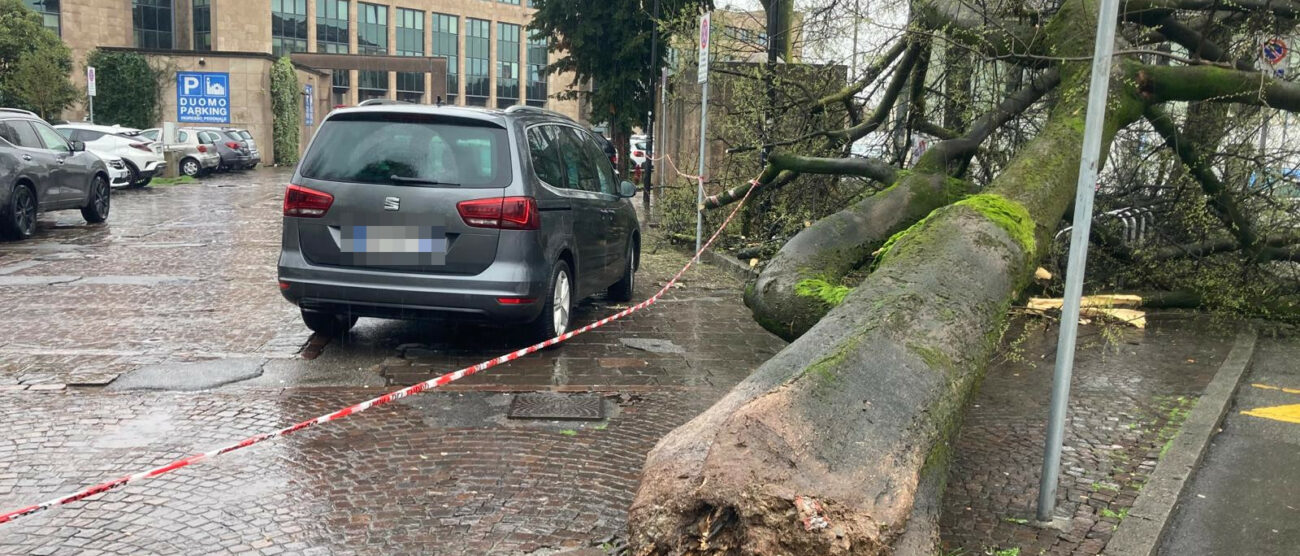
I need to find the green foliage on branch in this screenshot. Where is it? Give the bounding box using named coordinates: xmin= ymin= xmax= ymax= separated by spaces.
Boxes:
xmin=528 ymin=0 xmax=710 ymax=137
xmin=85 ymin=49 xmax=167 ymax=128
xmin=0 ymin=0 xmax=78 ymax=118
xmin=270 ymin=56 xmax=301 ymax=165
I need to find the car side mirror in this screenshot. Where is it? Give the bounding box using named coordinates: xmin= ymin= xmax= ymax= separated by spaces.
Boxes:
xmin=618 ymin=180 xmax=637 ymax=198
xmin=71 ymin=141 xmax=85 ymax=152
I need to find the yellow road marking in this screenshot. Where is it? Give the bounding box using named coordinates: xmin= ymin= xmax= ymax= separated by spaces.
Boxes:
xmin=1251 ymin=383 xmax=1300 ymax=395
xmin=1241 ymin=404 xmax=1300 ymax=425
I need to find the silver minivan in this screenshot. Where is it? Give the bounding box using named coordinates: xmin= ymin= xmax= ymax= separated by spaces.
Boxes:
xmin=277 ymin=105 xmax=641 ymax=341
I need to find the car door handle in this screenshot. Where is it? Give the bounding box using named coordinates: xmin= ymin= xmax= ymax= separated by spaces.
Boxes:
xmin=21 ymin=154 xmax=32 ymax=161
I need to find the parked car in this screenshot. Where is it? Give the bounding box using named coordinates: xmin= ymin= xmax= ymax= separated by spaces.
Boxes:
xmin=94 ymin=153 xmax=132 ymax=188
xmin=54 ymin=123 xmax=165 ymax=187
xmin=141 ymin=127 xmax=221 ymax=177
xmin=278 ymin=104 xmax=641 ymax=341
xmin=224 ymin=128 xmax=262 ymax=168
xmin=629 ymin=137 xmax=651 ymax=169
xmin=0 ymin=108 xmax=112 ymax=239
xmin=193 ymin=127 xmax=251 ymax=172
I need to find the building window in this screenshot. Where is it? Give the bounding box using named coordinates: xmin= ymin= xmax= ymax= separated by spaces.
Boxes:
xmin=191 ymin=0 xmax=210 ymax=51
xmin=396 ymin=8 xmax=423 ymax=56
xmin=526 ymin=34 xmax=547 ymax=107
xmin=397 ymin=72 xmax=424 ymax=103
xmin=332 ymin=71 xmax=350 ymax=106
xmin=358 ymin=70 xmax=387 ymax=101
xmin=496 ymin=23 xmax=520 ymax=109
xmin=24 ymin=1 xmax=60 ymax=36
xmin=316 ymin=0 xmax=348 ymax=54
xmin=358 ymin=2 xmax=388 ymax=55
xmin=499 ymin=0 xmax=520 ymax=4
xmin=133 ymin=0 xmax=173 ymax=49
xmin=271 ymin=0 xmax=308 ymax=57
xmin=431 ymin=13 xmax=458 ymax=105
xmin=465 ymin=18 xmax=490 ymax=107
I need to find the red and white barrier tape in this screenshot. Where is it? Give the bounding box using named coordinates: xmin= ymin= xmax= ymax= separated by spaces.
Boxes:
xmin=0 ymin=179 xmax=760 ymax=526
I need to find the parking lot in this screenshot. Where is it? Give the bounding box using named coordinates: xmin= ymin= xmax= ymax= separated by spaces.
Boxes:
xmin=0 ymin=167 xmax=786 ymax=554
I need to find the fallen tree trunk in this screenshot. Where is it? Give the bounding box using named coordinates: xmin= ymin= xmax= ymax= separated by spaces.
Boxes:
xmin=744 ymin=69 xmax=1060 ymax=340
xmin=628 ymin=0 xmax=1146 ymax=542
xmin=743 ymin=171 xmax=968 ymax=340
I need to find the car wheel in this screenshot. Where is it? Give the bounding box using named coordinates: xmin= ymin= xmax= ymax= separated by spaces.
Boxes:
xmin=180 ymin=157 xmax=201 ymax=177
xmin=80 ymin=175 xmax=111 ymax=224
xmin=606 ymin=240 xmax=637 ymax=302
xmin=2 ymin=184 xmax=38 ymax=240
xmin=124 ymin=162 xmax=145 ymax=188
xmin=137 ymin=177 xmax=152 ymax=187
xmin=529 ymin=261 xmax=573 ymax=343
xmin=301 ymin=309 xmax=358 ymax=336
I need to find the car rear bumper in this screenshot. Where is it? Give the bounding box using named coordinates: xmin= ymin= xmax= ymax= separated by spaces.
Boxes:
xmin=199 ymin=153 xmax=221 ymax=168
xmin=277 ymin=249 xmax=549 ymax=325
xmin=139 ymin=162 xmax=166 ymax=179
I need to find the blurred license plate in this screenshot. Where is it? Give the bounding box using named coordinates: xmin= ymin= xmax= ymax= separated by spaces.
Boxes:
xmin=342 ymin=226 xmax=448 ymax=253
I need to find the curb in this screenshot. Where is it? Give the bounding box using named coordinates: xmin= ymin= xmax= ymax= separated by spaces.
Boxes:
xmin=699 ymin=247 xmax=758 ymax=282
xmin=1102 ymin=328 xmax=1258 ymax=556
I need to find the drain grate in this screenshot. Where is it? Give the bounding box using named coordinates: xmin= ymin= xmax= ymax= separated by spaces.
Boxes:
xmin=507 ymin=393 xmax=605 ymax=420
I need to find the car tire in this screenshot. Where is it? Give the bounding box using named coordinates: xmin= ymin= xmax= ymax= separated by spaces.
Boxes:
xmin=2 ymin=183 xmax=38 ymax=240
xmin=180 ymin=157 xmax=201 ymax=177
xmin=80 ymin=174 xmax=111 ymax=224
xmin=529 ymin=261 xmax=573 ymax=343
xmin=137 ymin=177 xmax=152 ymax=187
xmin=123 ymin=161 xmax=145 ymax=188
xmin=606 ymin=240 xmax=637 ymax=302
xmin=301 ymin=309 xmax=357 ymax=336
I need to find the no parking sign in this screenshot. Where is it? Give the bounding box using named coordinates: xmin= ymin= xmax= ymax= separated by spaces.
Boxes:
xmin=1263 ymin=38 xmax=1289 ymax=77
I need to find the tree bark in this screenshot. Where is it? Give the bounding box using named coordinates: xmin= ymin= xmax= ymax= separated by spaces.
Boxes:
xmin=629 ymin=1 xmax=1147 ymax=549
xmin=742 ymin=69 xmax=1059 ymax=340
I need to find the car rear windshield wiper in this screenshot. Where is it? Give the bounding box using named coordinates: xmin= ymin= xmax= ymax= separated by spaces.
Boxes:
xmin=388 ymin=175 xmax=460 ymax=186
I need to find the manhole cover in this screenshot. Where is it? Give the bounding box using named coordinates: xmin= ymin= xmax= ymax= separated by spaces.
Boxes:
xmin=507 ymin=393 xmax=605 ymax=420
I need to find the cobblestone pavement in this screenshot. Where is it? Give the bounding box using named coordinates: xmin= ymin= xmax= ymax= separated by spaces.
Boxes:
xmin=939 ymin=315 xmax=1237 ymax=556
xmin=0 ymin=168 xmax=786 ymax=554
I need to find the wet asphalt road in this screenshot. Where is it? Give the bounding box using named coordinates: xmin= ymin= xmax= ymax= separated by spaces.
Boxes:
xmin=0 ymin=167 xmax=786 ymax=554
xmin=1159 ymin=336 xmax=1300 ymax=555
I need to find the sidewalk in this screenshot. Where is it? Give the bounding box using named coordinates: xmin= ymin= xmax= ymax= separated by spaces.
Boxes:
xmin=1158 ymin=336 xmax=1300 ymax=555
xmin=940 ymin=315 xmax=1237 ymax=555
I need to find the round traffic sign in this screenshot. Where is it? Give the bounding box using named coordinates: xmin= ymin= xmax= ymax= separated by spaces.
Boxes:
xmin=1263 ymin=38 xmax=1288 ymax=65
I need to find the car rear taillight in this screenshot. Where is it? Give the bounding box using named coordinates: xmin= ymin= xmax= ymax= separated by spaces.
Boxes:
xmin=129 ymin=142 xmax=152 ymax=151
xmin=457 ymin=196 xmax=540 ymax=230
xmin=197 ymin=145 xmax=208 ymax=153
xmin=283 ymin=184 xmax=334 ymax=217
xmin=226 ymin=141 xmax=241 ymax=149
xmin=633 ymin=150 xmax=644 ymax=157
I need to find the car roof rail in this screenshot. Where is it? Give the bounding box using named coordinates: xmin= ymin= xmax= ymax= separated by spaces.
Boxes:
xmin=0 ymin=107 xmax=39 ymax=117
xmin=358 ymin=98 xmax=411 ymax=106
xmin=504 ymin=105 xmax=574 ymax=121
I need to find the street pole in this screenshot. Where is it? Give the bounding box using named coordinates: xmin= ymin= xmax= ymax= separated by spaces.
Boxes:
xmin=88 ymin=95 xmax=94 ymax=124
xmin=697 ymin=77 xmax=708 ymax=254
xmin=1035 ymin=0 xmax=1121 ymax=523
xmin=696 ymin=12 xmax=711 ymax=253
xmin=643 ymin=0 xmax=660 ymax=218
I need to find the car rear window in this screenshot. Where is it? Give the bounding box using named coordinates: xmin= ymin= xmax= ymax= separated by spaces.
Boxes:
xmin=238 ymin=130 xmax=252 ymax=140
xmin=299 ymin=113 xmax=512 ymax=187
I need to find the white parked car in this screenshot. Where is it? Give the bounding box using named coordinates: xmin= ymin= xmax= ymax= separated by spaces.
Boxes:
xmin=629 ymin=135 xmax=651 ymax=169
xmin=92 ymin=153 xmax=132 ymax=188
xmin=54 ymin=123 xmax=166 ymax=187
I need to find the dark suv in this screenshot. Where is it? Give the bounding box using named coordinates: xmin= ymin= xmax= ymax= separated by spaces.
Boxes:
xmin=0 ymin=108 xmax=111 ymax=240
xmin=278 ymin=104 xmax=641 ymax=340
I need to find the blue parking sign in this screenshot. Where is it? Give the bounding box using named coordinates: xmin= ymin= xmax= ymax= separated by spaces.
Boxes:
xmin=177 ymin=72 xmax=230 ymax=124
xmin=304 ymin=84 xmax=314 ymax=126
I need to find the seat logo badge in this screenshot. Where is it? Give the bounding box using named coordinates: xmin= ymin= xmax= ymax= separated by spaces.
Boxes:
xmin=384 ymin=197 xmax=400 ymax=211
